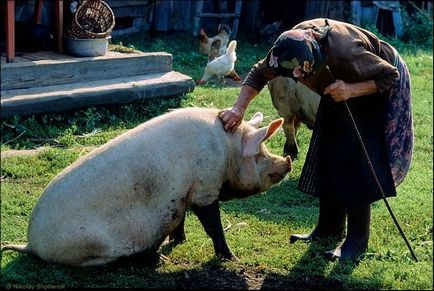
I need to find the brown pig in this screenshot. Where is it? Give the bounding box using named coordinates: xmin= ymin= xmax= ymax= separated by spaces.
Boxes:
xmin=2 ymin=108 xmax=291 ymax=266
xmin=268 ymin=76 xmax=320 ymax=158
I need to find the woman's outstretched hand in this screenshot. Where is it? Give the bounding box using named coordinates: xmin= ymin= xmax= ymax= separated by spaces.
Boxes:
xmin=219 ymin=85 xmax=259 ymax=132
xmin=219 ymin=107 xmax=244 ymax=133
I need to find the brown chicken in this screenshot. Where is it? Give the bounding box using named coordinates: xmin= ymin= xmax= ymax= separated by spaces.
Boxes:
xmin=198 ymin=24 xmax=241 ymax=82
xmin=198 ymin=24 xmax=231 ymax=56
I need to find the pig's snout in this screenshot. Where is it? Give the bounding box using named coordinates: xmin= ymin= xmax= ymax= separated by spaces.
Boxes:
xmin=285 ymin=155 xmax=292 ymax=172
xmin=268 ymin=155 xmax=292 ymax=184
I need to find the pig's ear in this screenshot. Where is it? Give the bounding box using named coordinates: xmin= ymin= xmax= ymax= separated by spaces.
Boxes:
xmin=242 ymin=118 xmax=283 ymax=157
xmin=247 ymin=112 xmax=263 ymax=129
xmin=262 ymin=118 xmax=284 ymax=141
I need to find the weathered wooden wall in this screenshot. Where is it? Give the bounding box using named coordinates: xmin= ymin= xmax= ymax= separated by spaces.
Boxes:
xmin=152 ymin=0 xmax=193 ymax=31
xmin=7 ymin=0 xmax=417 ymax=40
xmin=106 ymin=0 xmax=195 ymax=34
xmin=105 ymin=0 xmax=352 ymax=35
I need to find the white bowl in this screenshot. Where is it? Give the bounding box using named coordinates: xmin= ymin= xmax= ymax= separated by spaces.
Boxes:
xmin=64 ymin=36 xmax=111 ymax=57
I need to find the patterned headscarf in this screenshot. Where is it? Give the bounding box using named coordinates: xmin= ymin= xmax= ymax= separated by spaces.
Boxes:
xmin=265 ymin=29 xmax=325 ymax=81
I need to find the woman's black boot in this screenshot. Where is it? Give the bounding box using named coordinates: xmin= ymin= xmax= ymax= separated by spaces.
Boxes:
xmin=290 ymin=198 xmax=346 ymax=243
xmin=325 ymin=204 xmax=370 ymax=261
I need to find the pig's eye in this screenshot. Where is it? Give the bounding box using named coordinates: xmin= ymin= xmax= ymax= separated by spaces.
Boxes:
xmin=255 ymin=154 xmax=268 ymax=163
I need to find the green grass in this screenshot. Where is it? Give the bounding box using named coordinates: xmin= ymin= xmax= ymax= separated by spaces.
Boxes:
xmin=1 ymin=31 xmax=432 ymax=289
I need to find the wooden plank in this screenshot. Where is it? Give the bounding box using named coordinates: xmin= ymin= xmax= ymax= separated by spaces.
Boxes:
xmin=351 ymin=1 xmax=362 ymax=26
xmin=30 ymin=51 xmax=64 ymax=60
xmin=327 ymin=1 xmax=346 ymax=21
xmin=43 ymin=53 xmax=66 ymax=60
xmin=16 ymin=56 xmax=35 ymax=62
xmin=2 ymin=51 xmax=61 ymax=62
xmin=304 ymin=0 xmax=329 ymax=19
xmin=110 ymin=5 xmax=148 ymax=18
xmin=106 ymin=0 xmax=148 ymax=8
xmin=35 ymin=51 xmax=71 ymax=59
xmin=392 ymin=10 xmax=403 ymax=37
xmin=1 ymin=52 xmax=173 ymax=90
xmin=1 ymin=71 xmax=195 ymax=118
xmin=169 ymin=0 xmax=192 ymax=31
xmin=196 ymin=13 xmax=239 ymax=18
xmin=244 ymin=0 xmax=260 ymax=31
xmin=153 ymin=0 xmax=171 ymax=31
xmin=22 ymin=54 xmax=44 ymax=61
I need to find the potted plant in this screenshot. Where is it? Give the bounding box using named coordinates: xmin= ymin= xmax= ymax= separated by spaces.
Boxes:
xmin=65 ymin=0 xmax=115 ymax=57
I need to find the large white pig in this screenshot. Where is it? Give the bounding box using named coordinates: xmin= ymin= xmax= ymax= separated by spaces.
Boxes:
xmin=2 ymin=107 xmax=291 ymax=267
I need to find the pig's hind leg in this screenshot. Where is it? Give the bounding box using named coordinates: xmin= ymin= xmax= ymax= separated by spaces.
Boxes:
xmin=51 ymin=237 xmax=119 ymax=267
xmin=168 ymin=213 xmax=186 ymax=245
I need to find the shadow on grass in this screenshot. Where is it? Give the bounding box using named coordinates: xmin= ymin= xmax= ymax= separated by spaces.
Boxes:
xmin=1 ymin=251 xmax=251 ymax=289
xmin=217 ymin=177 xmax=383 ymax=289
xmin=260 ymin=237 xmax=370 ymax=290
xmin=220 ymin=176 xmax=319 ymax=226
xmin=1 ymin=240 xmax=381 ymax=289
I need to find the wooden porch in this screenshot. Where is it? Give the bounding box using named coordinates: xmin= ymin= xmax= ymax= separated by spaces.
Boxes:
xmin=1 ymin=50 xmax=80 ymax=64
xmin=0 ymin=50 xmax=195 ymax=118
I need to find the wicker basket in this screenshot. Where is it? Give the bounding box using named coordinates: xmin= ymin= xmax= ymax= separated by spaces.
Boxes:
xmin=67 ymin=0 xmax=115 ymax=39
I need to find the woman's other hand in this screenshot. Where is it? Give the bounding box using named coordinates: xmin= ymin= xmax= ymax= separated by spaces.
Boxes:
xmin=324 ymin=80 xmax=378 ymax=102
xmin=323 ymin=80 xmax=353 ymax=102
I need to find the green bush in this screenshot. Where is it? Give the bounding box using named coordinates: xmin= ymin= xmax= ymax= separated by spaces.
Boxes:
xmin=401 ymin=7 xmax=433 ymax=50
xmin=360 ymin=4 xmax=432 ymax=53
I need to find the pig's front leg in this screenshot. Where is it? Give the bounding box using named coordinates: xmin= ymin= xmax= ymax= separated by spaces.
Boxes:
xmin=169 ymin=213 xmax=186 ymax=245
xmin=191 ymin=200 xmax=238 ymax=261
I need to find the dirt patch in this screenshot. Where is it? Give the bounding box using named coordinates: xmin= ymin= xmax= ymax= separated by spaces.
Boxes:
xmin=1 ymin=148 xmax=49 ymax=159
xmin=222 ymin=74 xmax=245 ymax=88
xmin=172 ymin=264 xmax=342 ymax=290
xmin=1 ymin=146 xmax=95 ymax=159
xmin=177 ymin=264 xmax=265 ymax=290
xmin=195 ymin=73 xmax=247 ymax=88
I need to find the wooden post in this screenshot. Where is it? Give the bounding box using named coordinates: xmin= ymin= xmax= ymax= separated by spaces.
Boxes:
xmin=6 ymin=0 xmax=15 ymax=63
xmin=54 ymin=0 xmax=63 ymax=53
xmin=305 ymin=0 xmax=329 ymax=19
xmin=193 ymin=0 xmax=204 ymax=36
xmin=231 ymin=0 xmax=242 ymax=39
xmin=153 ymin=0 xmax=171 ymax=31
xmin=392 ymin=10 xmax=403 ymax=37
xmin=34 ymin=0 xmax=44 ymax=24
xmin=244 ymin=0 xmax=260 ymax=32
xmin=350 ymin=0 xmax=362 ymax=26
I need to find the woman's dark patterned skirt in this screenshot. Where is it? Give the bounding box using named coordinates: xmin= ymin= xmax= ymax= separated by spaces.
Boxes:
xmin=298 ymin=54 xmax=412 ymax=207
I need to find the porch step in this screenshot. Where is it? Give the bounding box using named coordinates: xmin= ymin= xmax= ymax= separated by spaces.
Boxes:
xmin=1 ymin=51 xmax=173 ymax=91
xmin=1 ymin=71 xmax=195 ymax=118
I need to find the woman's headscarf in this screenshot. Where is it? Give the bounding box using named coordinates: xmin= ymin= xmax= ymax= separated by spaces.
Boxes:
xmin=265 ymin=28 xmax=326 ymax=81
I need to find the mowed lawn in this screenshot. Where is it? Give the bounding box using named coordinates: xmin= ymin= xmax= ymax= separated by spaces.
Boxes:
xmin=1 ymin=32 xmax=432 ymax=289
